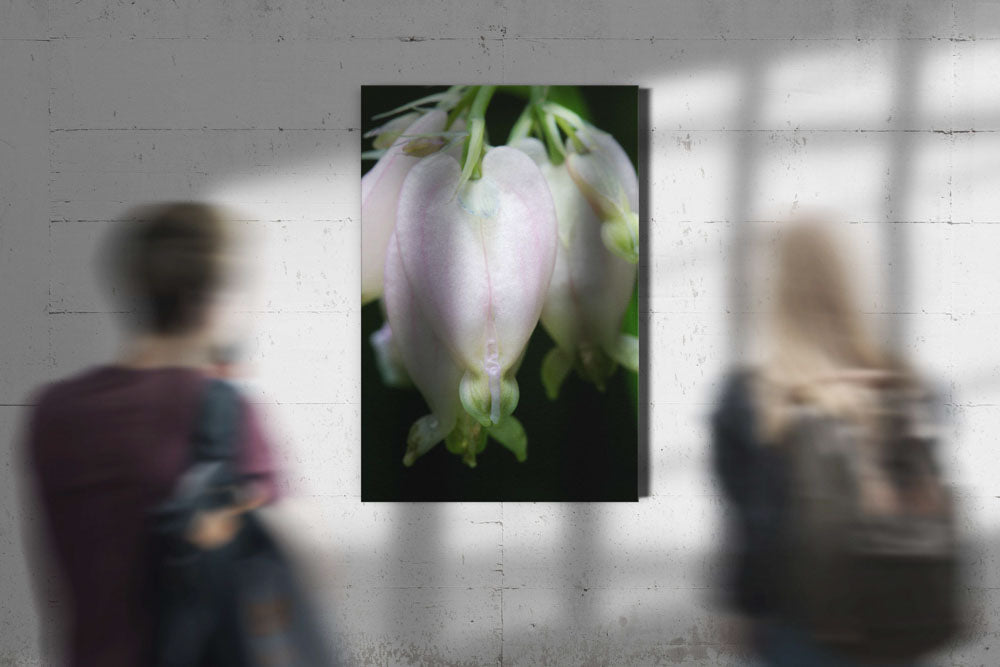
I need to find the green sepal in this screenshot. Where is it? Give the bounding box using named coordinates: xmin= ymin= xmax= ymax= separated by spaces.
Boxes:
xmin=445 ymin=412 xmax=488 ymax=468
xmin=541 ymin=346 xmax=573 ymax=400
xmin=607 ymin=333 xmax=639 ymax=373
xmin=601 ymin=211 xmax=640 ymax=264
xmin=576 ymin=342 xmax=618 ymax=392
xmin=403 ymin=414 xmax=449 ymax=467
xmin=488 ymin=416 xmax=528 ymax=463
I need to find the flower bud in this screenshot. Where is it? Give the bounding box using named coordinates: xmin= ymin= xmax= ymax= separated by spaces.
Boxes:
xmin=565 ymin=127 xmax=640 ymax=264
xmin=366 ymin=111 xmax=420 ymax=150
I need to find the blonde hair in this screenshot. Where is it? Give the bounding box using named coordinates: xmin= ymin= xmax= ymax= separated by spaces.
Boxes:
xmin=756 ymin=219 xmax=905 ymax=441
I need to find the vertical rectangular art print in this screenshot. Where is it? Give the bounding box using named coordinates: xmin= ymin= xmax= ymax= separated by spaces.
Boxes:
xmin=361 ymin=86 xmax=640 ymax=500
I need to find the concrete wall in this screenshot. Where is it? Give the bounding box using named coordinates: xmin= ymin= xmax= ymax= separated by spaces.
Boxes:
xmin=2 ymin=1 xmax=999 ymax=664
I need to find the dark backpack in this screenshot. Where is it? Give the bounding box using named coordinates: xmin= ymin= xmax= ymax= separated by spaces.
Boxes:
xmin=779 ymin=380 xmax=961 ymax=661
xmin=149 ymin=378 xmax=337 ymax=666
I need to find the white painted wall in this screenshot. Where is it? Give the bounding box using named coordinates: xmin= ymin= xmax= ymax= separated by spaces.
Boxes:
xmin=2 ymin=1 xmax=999 ymax=664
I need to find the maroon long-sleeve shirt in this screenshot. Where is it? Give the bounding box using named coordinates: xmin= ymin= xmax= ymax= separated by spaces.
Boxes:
xmin=22 ymin=365 xmax=281 ymax=666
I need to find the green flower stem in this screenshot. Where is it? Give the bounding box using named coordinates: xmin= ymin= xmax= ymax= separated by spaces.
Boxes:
xmin=508 ymin=86 xmax=549 ymax=144
xmin=457 ymin=85 xmax=496 ymax=188
xmin=445 ymin=85 xmax=478 ymax=130
xmin=535 ymin=105 xmax=566 ymax=165
xmin=371 ymin=90 xmax=456 ymax=120
xmin=541 ymin=101 xmax=587 ymax=132
xmin=507 ymin=106 xmax=534 ymax=143
xmin=469 ymin=85 xmax=497 ymax=128
xmin=554 ymin=115 xmax=587 ymax=154
xmin=436 ymin=85 xmax=467 ymax=110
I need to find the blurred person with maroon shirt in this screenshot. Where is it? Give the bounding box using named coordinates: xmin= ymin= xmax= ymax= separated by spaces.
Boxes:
xmin=21 ymin=203 xmax=280 ymax=666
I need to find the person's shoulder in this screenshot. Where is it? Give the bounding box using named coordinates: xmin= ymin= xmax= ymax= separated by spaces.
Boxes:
xmin=27 ymin=381 xmax=59 ymax=413
xmin=21 ymin=367 xmax=120 ymax=459
xmin=27 ymin=365 xmax=109 ymax=413
xmin=716 ymin=365 xmax=759 ymax=407
xmin=710 ymin=366 xmax=761 ymax=432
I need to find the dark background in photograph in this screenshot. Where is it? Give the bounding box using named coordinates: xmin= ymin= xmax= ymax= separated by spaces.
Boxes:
xmin=361 ymin=85 xmax=639 ymax=501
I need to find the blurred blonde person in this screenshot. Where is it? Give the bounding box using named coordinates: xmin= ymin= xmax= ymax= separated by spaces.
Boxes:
xmin=711 ymin=219 xmax=952 ymax=666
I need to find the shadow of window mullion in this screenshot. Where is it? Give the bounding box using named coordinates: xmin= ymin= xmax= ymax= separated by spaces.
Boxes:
xmin=729 ymin=54 xmax=764 ymax=364
xmin=883 ymin=37 xmax=922 ymax=352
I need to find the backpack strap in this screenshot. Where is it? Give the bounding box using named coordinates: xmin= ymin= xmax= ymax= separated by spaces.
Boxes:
xmin=190 ymin=378 xmax=243 ymax=466
xmin=160 ymin=378 xmax=245 ymax=518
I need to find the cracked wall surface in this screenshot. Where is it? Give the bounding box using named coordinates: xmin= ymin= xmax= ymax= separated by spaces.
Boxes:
xmin=2 ymin=1 xmax=1000 ymax=664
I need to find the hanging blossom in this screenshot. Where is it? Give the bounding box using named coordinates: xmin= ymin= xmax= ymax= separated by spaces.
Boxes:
xmin=365 ymin=114 xmax=468 ymax=389
xmin=513 ymin=136 xmax=639 ymax=398
xmin=384 ymin=145 xmax=558 ymax=466
xmin=563 ymin=120 xmax=640 ymax=265
xmin=362 ymin=109 xmax=447 ymax=391
xmin=361 ymin=109 xmax=448 ymax=305
xmin=364 ymin=86 xmax=638 ymax=467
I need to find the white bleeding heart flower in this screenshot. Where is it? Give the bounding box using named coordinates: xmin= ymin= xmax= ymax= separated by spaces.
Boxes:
xmin=390 ymin=145 xmax=557 ymax=458
xmin=565 ymin=126 xmax=640 ymax=264
xmin=385 ymin=233 xmax=529 ymax=467
xmin=361 ymin=109 xmax=447 ymax=304
xmin=513 ymin=137 xmax=639 ymax=398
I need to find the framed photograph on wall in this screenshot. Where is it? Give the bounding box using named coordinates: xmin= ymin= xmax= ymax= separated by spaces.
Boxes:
xmin=361 ymin=85 xmax=640 ymax=501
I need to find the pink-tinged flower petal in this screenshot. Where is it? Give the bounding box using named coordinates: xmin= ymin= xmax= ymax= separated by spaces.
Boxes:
xmin=361 ymin=109 xmax=447 ymax=304
xmin=565 ymin=127 xmax=640 ymax=264
xmin=383 ymin=231 xmax=464 ymax=463
xmin=578 ymin=127 xmax=638 ymax=212
xmin=513 ymin=137 xmax=637 ymax=394
xmin=549 ymin=167 xmax=636 ymax=351
xmin=394 ymin=146 xmax=558 ymax=425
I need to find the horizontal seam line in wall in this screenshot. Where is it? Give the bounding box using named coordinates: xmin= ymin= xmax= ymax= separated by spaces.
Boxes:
xmin=695 ymin=220 xmax=996 ymax=224
xmin=50 ymin=170 xmax=208 ymax=176
xmin=47 ymin=128 xmax=999 ymax=133
xmin=947 ymin=403 xmax=1000 ymax=407
xmin=330 ymin=585 xmax=716 ymax=590
xmin=712 ymin=311 xmax=957 ymax=317
xmin=46 ymin=310 xmax=354 ymax=315
xmin=0 ymin=402 xmax=358 ymax=407
xmin=660 ymin=129 xmax=998 ymax=133
xmin=49 ymin=127 xmax=359 ymax=132
xmin=48 ymin=219 xmax=355 ymax=223
xmin=30 ymin=36 xmax=999 ymax=43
